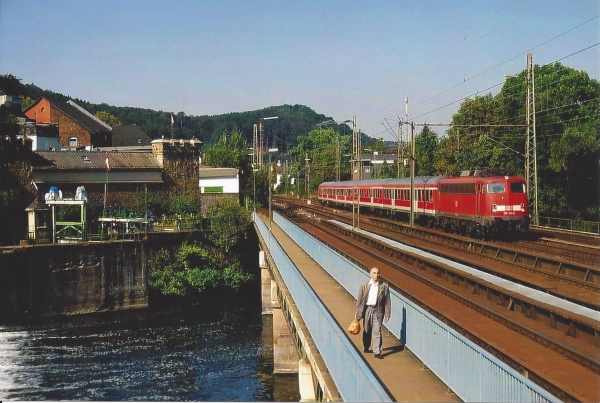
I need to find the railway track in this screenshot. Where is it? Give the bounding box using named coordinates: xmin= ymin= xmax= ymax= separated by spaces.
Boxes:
xmin=271 ymin=198 xmax=600 ymax=402
xmin=277 ymin=196 xmax=600 ymax=300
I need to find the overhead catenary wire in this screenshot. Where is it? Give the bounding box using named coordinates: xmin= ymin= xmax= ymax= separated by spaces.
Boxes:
xmin=403 ymin=16 xmax=599 ymax=123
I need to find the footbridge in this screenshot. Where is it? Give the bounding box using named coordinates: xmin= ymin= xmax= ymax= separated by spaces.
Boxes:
xmin=254 ymin=211 xmax=561 ymax=402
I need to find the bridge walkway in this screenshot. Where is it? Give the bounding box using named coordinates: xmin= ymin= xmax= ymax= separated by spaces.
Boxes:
xmin=268 ymin=218 xmax=459 ymax=402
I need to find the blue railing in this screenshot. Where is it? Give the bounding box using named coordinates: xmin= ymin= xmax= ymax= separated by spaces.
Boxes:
xmin=254 ymin=213 xmax=392 ymax=402
xmin=273 ymin=211 xmax=560 ymax=403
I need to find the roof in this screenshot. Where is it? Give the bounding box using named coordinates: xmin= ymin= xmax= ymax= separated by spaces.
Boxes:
xmin=25 ymin=98 xmax=111 ymax=134
xmin=320 ymin=175 xmax=448 ymax=187
xmin=198 ymin=167 xmax=238 ymax=178
xmin=111 ymin=125 xmax=153 ymax=147
xmin=34 ymin=151 xmax=162 ymax=170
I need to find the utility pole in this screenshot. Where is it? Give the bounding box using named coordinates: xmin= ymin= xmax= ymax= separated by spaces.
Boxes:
xmin=352 ymin=115 xmax=358 ymax=229
xmin=336 ymin=134 xmax=340 ymax=182
xmin=409 ymin=121 xmax=415 ymax=227
xmin=526 ymin=52 xmax=538 ymax=225
xmin=259 ymin=120 xmax=264 ymax=167
xmin=397 ymin=121 xmax=401 ymax=177
xmin=252 ymin=124 xmax=258 ymax=168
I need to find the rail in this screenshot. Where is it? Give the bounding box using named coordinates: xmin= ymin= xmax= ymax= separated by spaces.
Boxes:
xmin=254 ymin=213 xmax=392 ymax=402
xmin=273 ymin=211 xmax=560 ymax=403
xmin=537 ymin=216 xmax=600 ymax=235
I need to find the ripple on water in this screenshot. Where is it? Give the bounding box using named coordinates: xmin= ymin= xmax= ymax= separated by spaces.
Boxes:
xmin=0 ymin=304 xmax=283 ymax=401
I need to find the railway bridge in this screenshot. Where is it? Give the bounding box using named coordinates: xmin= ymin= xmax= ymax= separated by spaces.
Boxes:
xmin=254 ymin=210 xmax=561 ymax=402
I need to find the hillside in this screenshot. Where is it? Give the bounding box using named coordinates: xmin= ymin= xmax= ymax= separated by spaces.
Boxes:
xmin=19 ymin=81 xmax=347 ymax=150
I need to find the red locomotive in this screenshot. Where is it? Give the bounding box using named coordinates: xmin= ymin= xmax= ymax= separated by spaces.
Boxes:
xmin=317 ymin=169 xmax=529 ymax=238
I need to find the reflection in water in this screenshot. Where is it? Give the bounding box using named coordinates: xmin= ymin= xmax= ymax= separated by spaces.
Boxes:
xmin=0 ymin=302 xmax=298 ymax=401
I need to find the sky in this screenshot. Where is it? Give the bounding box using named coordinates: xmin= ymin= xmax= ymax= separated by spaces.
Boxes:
xmin=1 ymin=0 xmax=598 ymax=141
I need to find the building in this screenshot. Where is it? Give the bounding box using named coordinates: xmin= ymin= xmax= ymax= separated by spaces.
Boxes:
xmin=24 ymin=98 xmax=112 ymax=150
xmin=16 ymin=118 xmax=60 ymax=151
xmin=108 ymin=124 xmax=153 ymax=151
xmin=198 ymin=167 xmax=239 ymax=214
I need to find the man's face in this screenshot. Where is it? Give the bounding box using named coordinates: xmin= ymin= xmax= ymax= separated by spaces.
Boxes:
xmin=370 ymin=268 xmax=380 ymax=283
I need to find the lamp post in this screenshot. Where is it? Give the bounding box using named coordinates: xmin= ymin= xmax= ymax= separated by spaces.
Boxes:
xmin=268 ymin=147 xmax=278 ymax=230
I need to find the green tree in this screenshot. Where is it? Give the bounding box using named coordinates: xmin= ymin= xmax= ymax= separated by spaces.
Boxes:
xmin=148 ymin=241 xmax=252 ymax=296
xmin=288 ymin=128 xmax=352 ymax=193
xmin=207 ymin=197 xmax=251 ymax=255
xmin=415 ymin=125 xmax=439 ymax=175
xmin=380 ymin=159 xmax=395 ymax=179
xmin=95 ymin=110 xmax=121 ymax=126
xmin=204 ymin=129 xmax=252 ymax=203
xmin=496 ymin=63 xmax=599 ymax=218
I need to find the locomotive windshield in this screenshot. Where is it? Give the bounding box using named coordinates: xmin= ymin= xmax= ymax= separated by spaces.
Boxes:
xmin=510 ymin=182 xmax=526 ymax=193
xmin=487 ymin=183 xmax=505 ymax=193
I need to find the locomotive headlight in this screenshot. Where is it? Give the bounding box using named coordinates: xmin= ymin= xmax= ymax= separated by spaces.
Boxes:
xmin=492 ymin=204 xmax=497 ymax=213
xmin=520 ymin=203 xmax=525 ymax=212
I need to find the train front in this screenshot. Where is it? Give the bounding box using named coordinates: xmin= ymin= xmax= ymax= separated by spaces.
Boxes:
xmin=482 ymin=176 xmax=529 ymax=233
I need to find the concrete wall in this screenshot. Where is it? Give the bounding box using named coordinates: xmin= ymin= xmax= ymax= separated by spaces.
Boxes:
xmin=0 ymin=241 xmax=149 ymax=321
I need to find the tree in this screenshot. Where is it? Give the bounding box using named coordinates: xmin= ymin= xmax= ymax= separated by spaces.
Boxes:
xmin=287 ymin=128 xmax=352 ymax=193
xmin=95 ymin=111 xmax=121 ymax=126
xmin=148 ymin=241 xmax=253 ymax=296
xmin=207 ymin=197 xmax=251 ymax=255
xmin=203 ymin=129 xmax=252 ymax=203
xmin=497 ymin=63 xmax=600 ymax=219
xmin=415 ymin=126 xmax=439 ymax=175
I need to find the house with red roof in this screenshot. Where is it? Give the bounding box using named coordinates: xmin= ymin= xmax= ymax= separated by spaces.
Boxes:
xmin=23 ymin=97 xmax=112 ymax=150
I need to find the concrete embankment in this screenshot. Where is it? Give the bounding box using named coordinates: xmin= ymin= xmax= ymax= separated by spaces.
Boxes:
xmin=0 ymin=232 xmax=202 ymax=322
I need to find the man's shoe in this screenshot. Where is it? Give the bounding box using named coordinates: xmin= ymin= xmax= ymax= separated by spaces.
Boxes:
xmin=363 ymin=348 xmax=371 ymax=353
xmin=374 ymin=354 xmax=383 ymax=359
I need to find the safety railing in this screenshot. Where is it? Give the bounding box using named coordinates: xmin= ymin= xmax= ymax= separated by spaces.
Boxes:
xmin=273 ymin=211 xmax=560 ymax=403
xmin=254 ymin=213 xmax=392 ymax=402
xmin=537 ymin=216 xmax=600 ymax=235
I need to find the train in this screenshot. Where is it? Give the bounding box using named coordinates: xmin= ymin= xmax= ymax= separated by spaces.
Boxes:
xmin=317 ymin=169 xmax=530 ymax=238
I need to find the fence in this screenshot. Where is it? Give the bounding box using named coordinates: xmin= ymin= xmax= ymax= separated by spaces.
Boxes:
xmin=273 ymin=211 xmax=560 ymax=403
xmin=536 ymin=216 xmax=600 ymax=235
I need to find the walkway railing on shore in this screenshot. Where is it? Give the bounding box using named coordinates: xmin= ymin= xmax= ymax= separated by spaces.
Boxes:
xmin=272 ymin=211 xmax=559 ymax=403
xmin=536 ymin=216 xmax=600 ymax=235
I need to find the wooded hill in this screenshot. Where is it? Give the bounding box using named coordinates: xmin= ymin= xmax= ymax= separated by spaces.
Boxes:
xmin=19 ymin=81 xmax=355 ymax=150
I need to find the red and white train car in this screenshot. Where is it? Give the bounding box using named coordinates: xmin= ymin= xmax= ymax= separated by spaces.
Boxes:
xmin=318 ymin=170 xmax=529 ymax=237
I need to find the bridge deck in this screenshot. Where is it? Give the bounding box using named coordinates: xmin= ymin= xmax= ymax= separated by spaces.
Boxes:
xmin=269 ymin=220 xmax=459 ymax=402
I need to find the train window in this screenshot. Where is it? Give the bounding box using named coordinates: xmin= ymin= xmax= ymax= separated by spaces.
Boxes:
xmin=510 ymin=182 xmax=526 ymax=193
xmin=487 ymin=183 xmax=506 ymax=194
xmin=439 ymin=182 xmax=476 ymax=194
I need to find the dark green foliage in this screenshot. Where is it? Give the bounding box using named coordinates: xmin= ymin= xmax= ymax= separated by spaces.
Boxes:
xmin=435 ymin=63 xmax=599 ymax=220
xmin=17 ymin=80 xmax=336 ymax=150
xmin=415 ymin=126 xmax=439 ymax=176
xmin=169 ymin=195 xmax=202 ymax=216
xmin=149 ymin=241 xmax=253 ymax=296
xmin=207 ymin=197 xmax=251 ymax=254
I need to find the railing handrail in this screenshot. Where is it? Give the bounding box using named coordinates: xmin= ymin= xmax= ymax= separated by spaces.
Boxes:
xmin=536 ymin=216 xmax=600 ymax=235
xmin=272 ymin=211 xmax=560 ymax=403
xmin=254 ymin=213 xmax=392 ymax=402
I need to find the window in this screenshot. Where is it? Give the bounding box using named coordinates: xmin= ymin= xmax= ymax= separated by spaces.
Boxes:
xmin=487 ymin=182 xmax=506 ymax=194
xmin=203 ymin=186 xmax=223 ymax=193
xmin=69 ymin=137 xmax=78 ymax=147
xmin=440 ymin=182 xmax=476 ymax=194
xmin=510 ymin=182 xmax=526 ymax=193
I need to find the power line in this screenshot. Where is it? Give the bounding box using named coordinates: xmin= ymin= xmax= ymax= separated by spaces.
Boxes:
xmin=407 ymin=16 xmax=599 ymax=120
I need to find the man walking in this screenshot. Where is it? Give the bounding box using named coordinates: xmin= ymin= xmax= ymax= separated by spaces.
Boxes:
xmin=355 ymin=266 xmax=391 ymax=359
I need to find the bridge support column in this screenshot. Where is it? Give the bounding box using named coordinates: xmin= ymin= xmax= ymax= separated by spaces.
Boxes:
xmin=271 ymin=280 xmax=279 ymax=308
xmin=272 ymin=291 xmax=298 ymax=374
xmin=298 ymin=358 xmax=317 ymax=402
xmin=261 ymin=267 xmax=272 ymax=314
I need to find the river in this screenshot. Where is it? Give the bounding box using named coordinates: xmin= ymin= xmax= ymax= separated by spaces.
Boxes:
xmin=0 ymin=297 xmax=300 ymax=401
